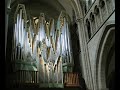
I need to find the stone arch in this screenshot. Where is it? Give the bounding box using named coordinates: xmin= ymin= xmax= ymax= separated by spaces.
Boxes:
xmin=94 ymin=22 xmax=115 ymax=89
xmin=106 ymin=71 xmax=115 ymax=89
xmin=70 ymin=0 xmax=84 ymax=19
xmin=105 ymin=45 xmax=115 ymax=89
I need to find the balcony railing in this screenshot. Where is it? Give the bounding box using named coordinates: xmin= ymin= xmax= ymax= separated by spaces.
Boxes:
xmin=11 ymin=70 xmax=38 ymax=88
xmin=8 ymin=71 xmax=80 ymax=88
xmin=16 ymin=70 xmax=38 ymax=84
xmin=64 ymin=72 xmax=80 ymax=87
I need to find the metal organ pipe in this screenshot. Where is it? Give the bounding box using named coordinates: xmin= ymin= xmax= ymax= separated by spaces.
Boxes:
xmin=26 ymin=31 xmax=29 ymax=54
xmin=23 ymin=30 xmax=26 ymax=54
xmin=14 ymin=23 xmax=17 ymax=61
xmin=66 ymin=22 xmax=70 ymax=62
xmin=60 ymin=57 xmax=63 ymax=84
xmin=57 ymin=34 xmax=61 ymax=55
xmin=67 ymin=23 xmax=72 ymax=63
xmin=61 ymin=26 xmax=64 ymax=55
xmin=21 ymin=19 xmax=24 ymax=47
xmin=25 ymin=32 xmax=28 ymax=53
xmin=65 ymin=21 xmax=69 ymax=63
xmin=39 ymin=20 xmax=45 ymax=42
xmin=50 ymin=19 xmax=55 ymax=38
xmin=22 ymin=18 xmax=26 ymax=59
xmin=33 ymin=35 xmax=37 ymax=58
xmin=16 ymin=14 xmax=19 ymax=46
xmin=14 ymin=24 xmax=16 ymax=49
xmin=17 ymin=10 xmax=22 ymax=60
xmin=57 ymin=56 xmax=63 ymax=83
xmin=22 ymin=20 xmax=25 ymax=52
xmin=19 ymin=9 xmax=22 ymax=44
xmin=28 ymin=28 xmax=32 ymax=55
xmin=64 ymin=18 xmax=68 ymax=51
xmin=64 ymin=18 xmax=68 ymax=63
xmin=21 ymin=19 xmax=24 ymax=60
xmin=62 ymin=21 xmax=67 ymax=63
xmin=17 ymin=14 xmax=20 ymax=59
xmin=37 ymin=17 xmax=40 ymax=41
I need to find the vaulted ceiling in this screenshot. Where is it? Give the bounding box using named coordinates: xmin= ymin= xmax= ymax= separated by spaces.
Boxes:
xmin=9 ymin=0 xmax=75 ymax=27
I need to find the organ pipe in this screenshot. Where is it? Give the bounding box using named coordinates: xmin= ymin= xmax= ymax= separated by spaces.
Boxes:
xmin=21 ymin=19 xmax=24 ymax=47
xmin=67 ymin=23 xmax=72 ymax=63
xmin=16 ymin=14 xmax=19 ymax=45
xmin=12 ymin=4 xmax=74 ymax=86
xmin=19 ymin=9 xmax=22 ymax=44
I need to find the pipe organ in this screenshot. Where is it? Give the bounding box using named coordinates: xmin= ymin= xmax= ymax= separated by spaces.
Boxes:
xmin=11 ymin=4 xmax=74 ymax=88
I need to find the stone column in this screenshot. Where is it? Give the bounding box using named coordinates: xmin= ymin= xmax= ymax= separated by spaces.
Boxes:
xmin=5 ymin=0 xmax=11 ymax=87
xmin=76 ymin=18 xmax=95 ymax=90
xmin=5 ymin=0 xmax=11 ymax=58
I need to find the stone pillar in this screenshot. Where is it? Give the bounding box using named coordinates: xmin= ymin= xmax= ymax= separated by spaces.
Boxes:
xmin=76 ymin=18 xmax=94 ymax=90
xmin=5 ymin=0 xmax=11 ymax=87
xmin=5 ymin=0 xmax=11 ymax=58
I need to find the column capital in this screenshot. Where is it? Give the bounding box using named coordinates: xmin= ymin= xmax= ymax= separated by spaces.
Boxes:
xmin=76 ymin=18 xmax=83 ymax=23
xmin=7 ymin=7 xmax=11 ymax=14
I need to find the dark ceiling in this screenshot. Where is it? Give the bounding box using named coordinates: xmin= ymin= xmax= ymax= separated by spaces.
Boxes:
xmin=9 ymin=0 xmax=68 ymax=27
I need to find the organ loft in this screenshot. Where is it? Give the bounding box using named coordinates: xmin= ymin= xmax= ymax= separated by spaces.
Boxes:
xmin=7 ymin=4 xmax=80 ymax=88
xmin=5 ymin=0 xmax=115 ymax=89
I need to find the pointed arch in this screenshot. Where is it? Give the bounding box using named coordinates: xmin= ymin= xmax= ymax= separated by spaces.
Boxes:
xmin=94 ymin=21 xmax=115 ymax=89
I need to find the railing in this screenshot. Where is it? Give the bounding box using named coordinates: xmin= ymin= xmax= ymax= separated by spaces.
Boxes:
xmin=64 ymin=72 xmax=80 ymax=87
xmin=12 ymin=70 xmax=38 ymax=88
xmin=16 ymin=70 xmax=38 ymax=83
xmin=8 ymin=70 xmax=80 ymax=88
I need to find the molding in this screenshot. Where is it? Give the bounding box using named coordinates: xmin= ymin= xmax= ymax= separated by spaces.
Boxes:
xmin=7 ymin=7 xmax=11 ymax=14
xmin=76 ymin=18 xmax=83 ymax=22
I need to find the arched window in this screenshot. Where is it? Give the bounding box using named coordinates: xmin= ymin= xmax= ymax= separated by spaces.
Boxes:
xmin=94 ymin=5 xmax=101 ymax=29
xmin=90 ymin=12 xmax=96 ymax=34
xmin=94 ymin=5 xmax=99 ymax=15
xmin=86 ymin=19 xmax=91 ymax=39
xmin=99 ymin=0 xmax=105 ymax=8
xmin=99 ymin=0 xmax=107 ymax=22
